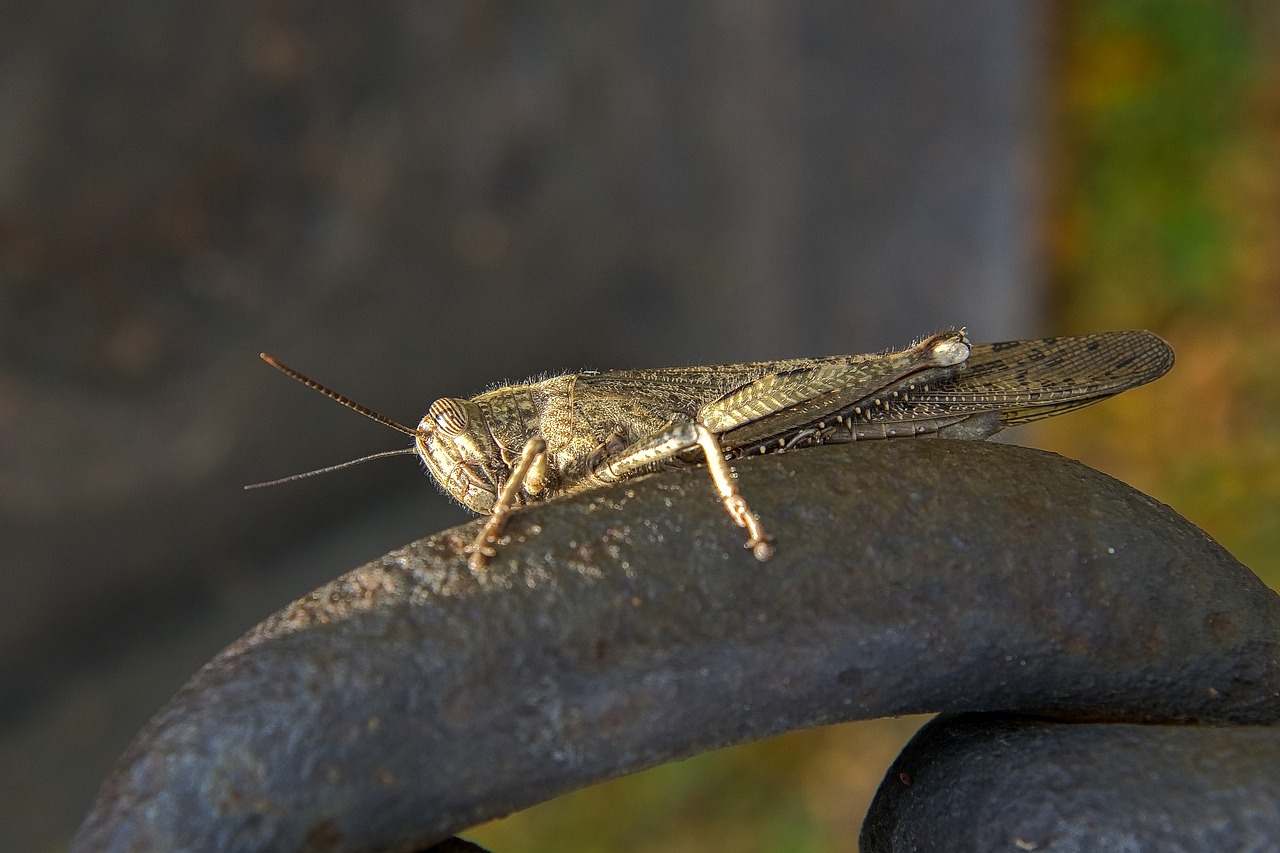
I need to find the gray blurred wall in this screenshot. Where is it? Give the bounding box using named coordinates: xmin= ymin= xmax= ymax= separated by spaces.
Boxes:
xmin=0 ymin=2 xmax=1043 ymax=849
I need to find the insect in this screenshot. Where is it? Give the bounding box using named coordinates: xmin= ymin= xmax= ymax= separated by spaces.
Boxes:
xmin=250 ymin=329 xmax=1173 ymax=570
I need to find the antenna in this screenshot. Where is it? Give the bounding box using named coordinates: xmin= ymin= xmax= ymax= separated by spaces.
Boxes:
xmin=244 ymin=448 xmax=419 ymax=490
xmin=246 ymin=353 xmax=420 ymax=490
xmin=258 ymin=353 xmax=416 ymax=436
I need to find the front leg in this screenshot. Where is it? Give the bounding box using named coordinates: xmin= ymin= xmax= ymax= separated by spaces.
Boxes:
xmin=594 ymin=417 xmax=774 ymax=561
xmin=467 ymin=437 xmax=547 ymax=571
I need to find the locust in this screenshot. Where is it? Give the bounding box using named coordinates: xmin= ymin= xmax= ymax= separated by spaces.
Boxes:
xmin=250 ymin=329 xmax=1173 ymax=570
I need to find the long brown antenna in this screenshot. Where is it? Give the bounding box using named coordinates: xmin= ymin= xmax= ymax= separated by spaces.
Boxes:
xmin=247 ymin=354 xmax=422 ymax=491
xmin=244 ymin=448 xmax=419 ymax=490
xmin=259 ymin=353 xmax=416 ymax=436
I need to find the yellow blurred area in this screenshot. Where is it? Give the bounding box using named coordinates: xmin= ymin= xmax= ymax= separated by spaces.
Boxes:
xmin=1067 ymin=33 xmax=1166 ymax=111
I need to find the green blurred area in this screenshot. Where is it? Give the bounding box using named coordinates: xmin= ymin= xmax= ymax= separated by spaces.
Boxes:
xmin=1045 ymin=0 xmax=1280 ymax=594
xmin=1058 ymin=0 xmax=1255 ymax=317
xmin=468 ymin=2 xmax=1280 ymax=850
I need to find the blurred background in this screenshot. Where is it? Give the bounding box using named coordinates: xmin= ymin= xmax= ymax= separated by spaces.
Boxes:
xmin=1 ymin=1 xmax=1276 ymax=850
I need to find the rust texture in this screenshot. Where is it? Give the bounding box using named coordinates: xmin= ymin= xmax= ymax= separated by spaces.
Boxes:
xmin=71 ymin=441 xmax=1280 ymax=852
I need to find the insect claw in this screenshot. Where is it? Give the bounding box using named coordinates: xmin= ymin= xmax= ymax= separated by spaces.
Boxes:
xmin=747 ymin=536 xmax=775 ymax=562
xmin=465 ymin=543 xmax=496 ymax=571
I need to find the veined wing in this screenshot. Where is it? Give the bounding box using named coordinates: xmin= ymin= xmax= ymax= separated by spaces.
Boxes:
xmin=904 ymin=330 xmax=1173 ymax=426
xmin=698 ymin=331 xmax=970 ymax=445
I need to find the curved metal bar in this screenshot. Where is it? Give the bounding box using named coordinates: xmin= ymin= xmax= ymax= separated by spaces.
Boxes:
xmin=862 ymin=713 xmax=1280 ymax=851
xmin=71 ymin=441 xmax=1280 ymax=852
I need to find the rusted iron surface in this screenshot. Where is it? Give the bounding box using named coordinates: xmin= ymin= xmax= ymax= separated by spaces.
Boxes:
xmin=862 ymin=713 xmax=1280 ymax=852
xmin=71 ymin=441 xmax=1280 ymax=852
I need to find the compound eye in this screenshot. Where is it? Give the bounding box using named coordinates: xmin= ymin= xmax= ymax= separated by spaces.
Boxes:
xmin=428 ymin=398 xmax=469 ymax=436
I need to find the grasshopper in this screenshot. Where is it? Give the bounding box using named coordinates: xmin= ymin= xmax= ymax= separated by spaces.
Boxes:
xmin=251 ymin=329 xmax=1173 ymax=570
